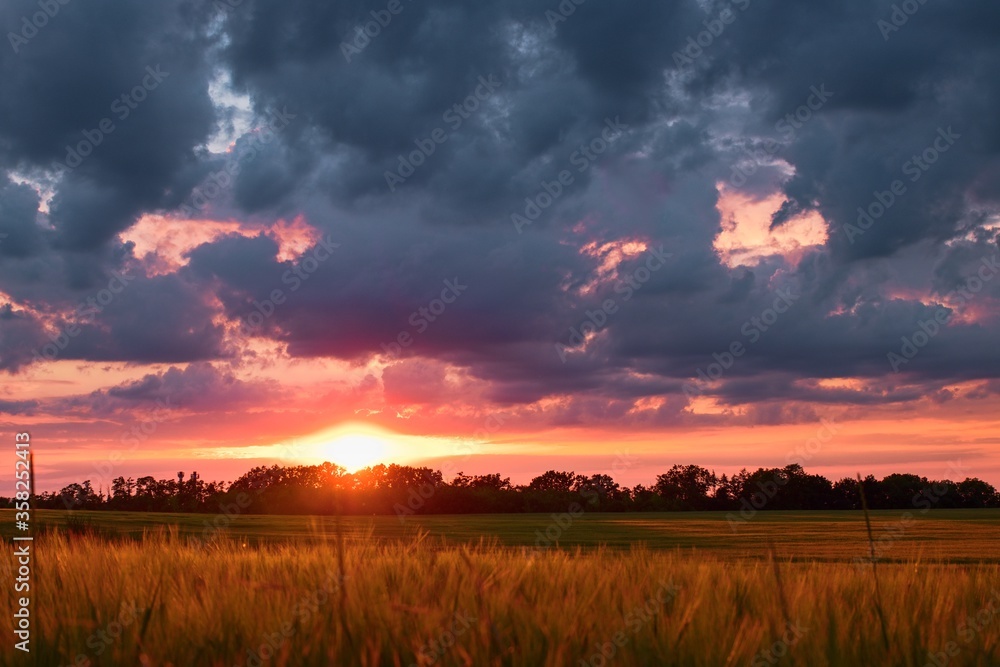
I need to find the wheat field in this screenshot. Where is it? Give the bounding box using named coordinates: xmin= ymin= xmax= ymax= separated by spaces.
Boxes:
xmin=2 ymin=511 xmax=1000 ymax=666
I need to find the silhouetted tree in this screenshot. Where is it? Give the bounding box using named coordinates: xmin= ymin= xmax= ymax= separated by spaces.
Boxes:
xmin=19 ymin=463 xmax=998 ymax=516
xmin=655 ymin=465 xmax=717 ymax=510
xmin=528 ymin=471 xmax=580 ymax=493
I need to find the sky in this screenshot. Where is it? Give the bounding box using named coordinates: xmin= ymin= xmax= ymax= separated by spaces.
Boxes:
xmin=1 ymin=0 xmax=999 ymax=492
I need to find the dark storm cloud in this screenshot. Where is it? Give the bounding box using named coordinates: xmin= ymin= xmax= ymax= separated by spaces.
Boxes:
xmin=46 ymin=363 xmax=283 ymax=418
xmin=0 ymin=0 xmax=218 ymax=249
xmin=1 ymin=0 xmax=999 ymax=421
xmin=230 ymin=127 xmax=316 ymax=213
xmin=214 ymin=0 xmax=697 ymax=222
xmin=102 ymin=363 xmax=278 ymax=410
xmin=0 ymin=302 xmax=46 ymax=372
xmin=0 ymin=176 xmax=46 ymax=257
xmin=182 ymin=219 xmax=588 ymax=361
xmin=0 ymin=253 xmax=228 ymax=370
xmin=61 ymin=272 xmax=228 ymax=364
xmin=693 ymin=0 xmax=1000 ymax=260
xmin=709 ymin=374 xmax=928 ymax=407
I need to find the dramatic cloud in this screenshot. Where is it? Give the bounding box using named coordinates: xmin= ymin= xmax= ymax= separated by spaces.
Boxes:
xmin=2 ymin=0 xmax=999 ymax=486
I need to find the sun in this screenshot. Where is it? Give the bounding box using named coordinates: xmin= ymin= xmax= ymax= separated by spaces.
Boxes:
xmin=214 ymin=420 xmax=464 ymax=472
xmin=320 ymin=432 xmax=391 ymax=472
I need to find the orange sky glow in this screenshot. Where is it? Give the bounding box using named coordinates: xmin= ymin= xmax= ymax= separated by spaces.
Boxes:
xmin=3 ymin=184 xmax=998 ymax=492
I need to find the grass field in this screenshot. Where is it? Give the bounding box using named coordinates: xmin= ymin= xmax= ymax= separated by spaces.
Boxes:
xmin=4 ymin=508 xmax=999 ymax=562
xmin=3 ymin=509 xmax=999 ymax=666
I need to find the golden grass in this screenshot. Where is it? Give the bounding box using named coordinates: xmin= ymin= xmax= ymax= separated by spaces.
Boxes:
xmin=3 ymin=529 xmax=999 ymax=666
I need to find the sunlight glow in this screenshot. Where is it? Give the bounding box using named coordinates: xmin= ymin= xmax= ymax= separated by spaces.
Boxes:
xmin=320 ymin=432 xmax=390 ymax=472
xmin=196 ymin=421 xmax=472 ymax=473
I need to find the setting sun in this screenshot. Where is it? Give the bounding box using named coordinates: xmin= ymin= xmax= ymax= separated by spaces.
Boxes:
xmin=320 ymin=432 xmax=391 ymax=472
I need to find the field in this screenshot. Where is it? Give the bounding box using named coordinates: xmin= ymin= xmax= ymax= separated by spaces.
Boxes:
xmin=2 ymin=509 xmax=1000 ymax=666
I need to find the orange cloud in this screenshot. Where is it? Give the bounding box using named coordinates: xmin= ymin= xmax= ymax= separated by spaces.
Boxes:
xmin=714 ymin=184 xmax=828 ymax=268
xmin=122 ymin=213 xmax=321 ymax=274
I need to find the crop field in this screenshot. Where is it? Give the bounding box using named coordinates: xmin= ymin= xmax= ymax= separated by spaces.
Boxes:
xmin=2 ymin=509 xmax=999 ymax=666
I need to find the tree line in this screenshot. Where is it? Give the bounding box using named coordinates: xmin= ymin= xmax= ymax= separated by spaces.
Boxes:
xmin=6 ymin=462 xmax=999 ymax=517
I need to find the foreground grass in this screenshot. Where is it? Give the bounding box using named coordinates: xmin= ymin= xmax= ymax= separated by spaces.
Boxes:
xmin=2 ymin=528 xmax=1000 ymax=666
xmin=2 ymin=511 xmax=999 ymax=664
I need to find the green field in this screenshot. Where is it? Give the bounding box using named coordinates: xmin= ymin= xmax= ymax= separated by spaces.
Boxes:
xmin=3 ymin=509 xmax=1000 ymax=666
xmin=4 ymin=508 xmax=999 ymax=562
